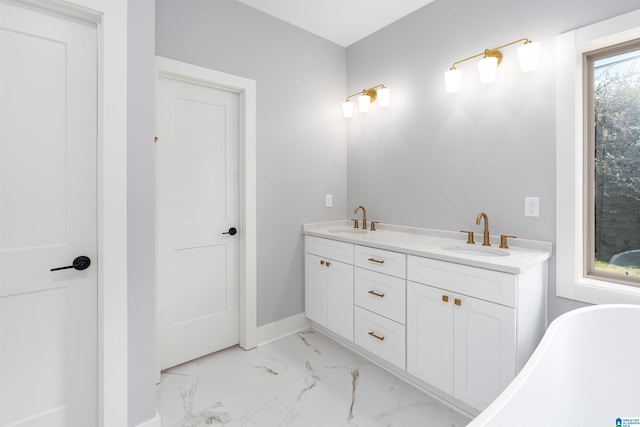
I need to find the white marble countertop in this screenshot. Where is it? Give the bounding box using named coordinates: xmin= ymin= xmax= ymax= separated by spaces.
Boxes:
xmin=303 ymin=220 xmax=552 ymax=275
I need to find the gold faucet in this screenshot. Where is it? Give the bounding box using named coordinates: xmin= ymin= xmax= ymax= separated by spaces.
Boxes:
xmin=476 ymin=212 xmax=491 ymax=246
xmin=354 ymin=205 xmax=367 ymax=230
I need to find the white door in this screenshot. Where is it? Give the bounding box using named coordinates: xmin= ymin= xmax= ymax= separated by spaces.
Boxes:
xmin=304 ymin=254 xmax=328 ymax=326
xmin=406 ymin=282 xmax=454 ymax=395
xmin=0 ymin=1 xmax=97 ymax=426
xmin=157 ymin=72 xmax=240 ymax=370
xmin=453 ymin=294 xmax=516 ymax=410
xmin=326 ymin=260 xmax=354 ymax=341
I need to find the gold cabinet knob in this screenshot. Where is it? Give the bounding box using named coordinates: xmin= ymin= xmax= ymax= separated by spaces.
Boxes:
xmin=442 ymin=295 xmax=449 ymax=303
xmin=320 ymin=260 xmax=325 ymax=265
xmin=325 ymin=261 xmax=331 ymax=267
xmin=454 ymin=298 xmax=461 ymax=306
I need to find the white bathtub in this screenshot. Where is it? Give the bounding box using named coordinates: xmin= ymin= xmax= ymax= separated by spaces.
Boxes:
xmin=469 ymin=304 xmax=640 ymax=426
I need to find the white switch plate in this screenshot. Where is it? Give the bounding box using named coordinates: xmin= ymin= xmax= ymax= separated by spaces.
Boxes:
xmin=525 ymin=197 xmax=539 ymax=217
xmin=325 ymin=194 xmax=333 ymax=208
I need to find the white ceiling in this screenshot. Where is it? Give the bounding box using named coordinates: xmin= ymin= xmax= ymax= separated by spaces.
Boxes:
xmin=236 ymin=0 xmax=436 ymax=47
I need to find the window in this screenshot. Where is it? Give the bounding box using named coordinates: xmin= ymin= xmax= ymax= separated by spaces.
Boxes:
xmin=586 ymin=42 xmax=640 ymax=285
xmin=556 ymin=9 xmax=640 ymax=304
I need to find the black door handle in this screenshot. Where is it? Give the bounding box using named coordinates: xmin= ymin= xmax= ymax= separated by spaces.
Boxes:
xmin=222 ymin=227 xmax=237 ymax=236
xmin=51 ymin=256 xmax=91 ymax=272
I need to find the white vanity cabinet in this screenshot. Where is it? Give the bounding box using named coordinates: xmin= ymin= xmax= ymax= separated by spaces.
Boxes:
xmin=304 ymin=236 xmax=354 ymax=341
xmin=353 ymin=245 xmax=407 ymax=369
xmin=303 ymin=223 xmax=549 ymax=415
xmin=406 ymin=255 xmax=545 ymax=411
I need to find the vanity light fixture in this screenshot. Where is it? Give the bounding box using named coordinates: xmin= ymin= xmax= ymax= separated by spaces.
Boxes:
xmin=444 ymin=38 xmax=541 ymax=93
xmin=342 ymin=84 xmax=390 ymax=118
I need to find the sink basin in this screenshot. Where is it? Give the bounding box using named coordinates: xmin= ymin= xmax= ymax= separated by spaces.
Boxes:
xmin=327 ymin=228 xmax=368 ymax=235
xmin=441 ymin=244 xmax=509 ymax=257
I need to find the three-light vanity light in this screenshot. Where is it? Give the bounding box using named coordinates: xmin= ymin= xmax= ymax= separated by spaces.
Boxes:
xmin=342 ymin=84 xmax=390 ymax=118
xmin=444 ymin=38 xmax=541 ymax=93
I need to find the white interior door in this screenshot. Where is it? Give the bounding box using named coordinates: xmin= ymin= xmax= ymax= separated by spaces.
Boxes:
xmin=0 ymin=1 xmax=97 ymax=426
xmin=157 ymin=71 xmax=240 ymax=370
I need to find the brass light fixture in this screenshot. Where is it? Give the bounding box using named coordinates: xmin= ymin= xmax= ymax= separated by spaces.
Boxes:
xmin=444 ymin=38 xmax=541 ymax=93
xmin=342 ymin=84 xmax=390 ymax=118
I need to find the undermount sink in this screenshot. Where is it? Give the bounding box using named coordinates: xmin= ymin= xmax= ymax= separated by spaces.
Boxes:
xmin=328 ymin=228 xmax=368 ymax=235
xmin=441 ymin=244 xmax=509 ymax=257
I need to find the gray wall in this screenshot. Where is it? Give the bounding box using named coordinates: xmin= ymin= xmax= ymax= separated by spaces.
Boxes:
xmin=345 ymin=0 xmax=640 ymax=322
xmin=155 ymin=0 xmax=348 ymax=326
xmin=128 ymin=0 xmax=156 ymax=425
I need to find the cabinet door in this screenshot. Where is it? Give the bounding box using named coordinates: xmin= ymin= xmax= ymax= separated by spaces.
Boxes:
xmin=453 ymin=295 xmax=516 ymax=410
xmin=305 ymin=253 xmax=328 ymax=327
xmin=305 ymin=253 xmax=354 ymax=341
xmin=326 ymin=259 xmax=354 ymax=341
xmin=406 ymin=282 xmax=454 ymax=395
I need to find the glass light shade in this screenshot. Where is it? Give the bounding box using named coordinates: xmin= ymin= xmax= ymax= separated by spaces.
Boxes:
xmin=359 ymin=95 xmax=371 ymax=113
xmin=444 ymin=69 xmax=462 ymax=93
xmin=517 ymin=41 xmax=541 ymax=72
xmin=342 ymin=101 xmax=353 ymax=118
xmin=478 ymin=56 xmax=498 ymax=83
xmin=377 ymin=87 xmax=391 ymax=107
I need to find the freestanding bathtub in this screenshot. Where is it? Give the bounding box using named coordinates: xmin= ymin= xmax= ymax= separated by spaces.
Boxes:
xmin=469 ymin=304 xmax=640 ymax=426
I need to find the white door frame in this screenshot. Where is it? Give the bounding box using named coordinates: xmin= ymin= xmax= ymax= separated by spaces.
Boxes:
xmin=15 ymin=0 xmax=129 ymax=425
xmin=155 ymin=56 xmax=258 ymax=352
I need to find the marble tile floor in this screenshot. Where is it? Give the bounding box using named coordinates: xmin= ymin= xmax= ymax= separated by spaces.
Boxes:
xmin=156 ymin=329 xmax=472 ymax=427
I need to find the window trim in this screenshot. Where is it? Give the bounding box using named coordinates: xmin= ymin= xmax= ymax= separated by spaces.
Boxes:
xmin=556 ymin=8 xmax=640 ymax=304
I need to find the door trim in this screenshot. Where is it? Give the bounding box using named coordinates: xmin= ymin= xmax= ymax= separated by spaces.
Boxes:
xmin=17 ymin=0 xmax=129 ymax=425
xmin=155 ymin=56 xmax=258 ymax=352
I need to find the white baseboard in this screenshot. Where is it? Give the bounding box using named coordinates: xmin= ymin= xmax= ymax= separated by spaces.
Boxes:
xmin=256 ymin=312 xmax=310 ymax=346
xmin=136 ymin=411 xmax=161 ymax=427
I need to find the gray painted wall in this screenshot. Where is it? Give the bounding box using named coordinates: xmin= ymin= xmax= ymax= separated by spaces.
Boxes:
xmin=128 ymin=0 xmax=156 ymax=425
xmin=156 ymin=0 xmax=348 ymax=326
xmin=345 ymin=0 xmax=640 ymax=322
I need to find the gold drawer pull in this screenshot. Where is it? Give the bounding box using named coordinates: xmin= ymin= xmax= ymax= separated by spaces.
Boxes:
xmin=442 ymin=295 xmax=449 ymax=303
xmin=367 ymin=257 xmax=385 ymax=264
xmin=368 ymin=331 xmax=385 ymax=341
xmin=454 ymin=298 xmax=461 ymax=306
xmin=368 ymin=290 xmax=385 ymax=298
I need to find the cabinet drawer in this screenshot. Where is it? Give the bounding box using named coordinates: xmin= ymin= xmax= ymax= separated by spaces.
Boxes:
xmin=407 ymin=256 xmax=516 ymax=307
xmin=354 ymin=245 xmax=406 ymax=278
xmin=354 ymin=307 xmax=406 ymax=369
xmin=355 ymin=268 xmax=406 ymax=324
xmin=305 ymin=235 xmax=354 ymax=264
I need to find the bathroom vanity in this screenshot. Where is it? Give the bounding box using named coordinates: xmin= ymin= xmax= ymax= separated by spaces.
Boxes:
xmin=303 ymin=221 xmax=552 ymax=415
